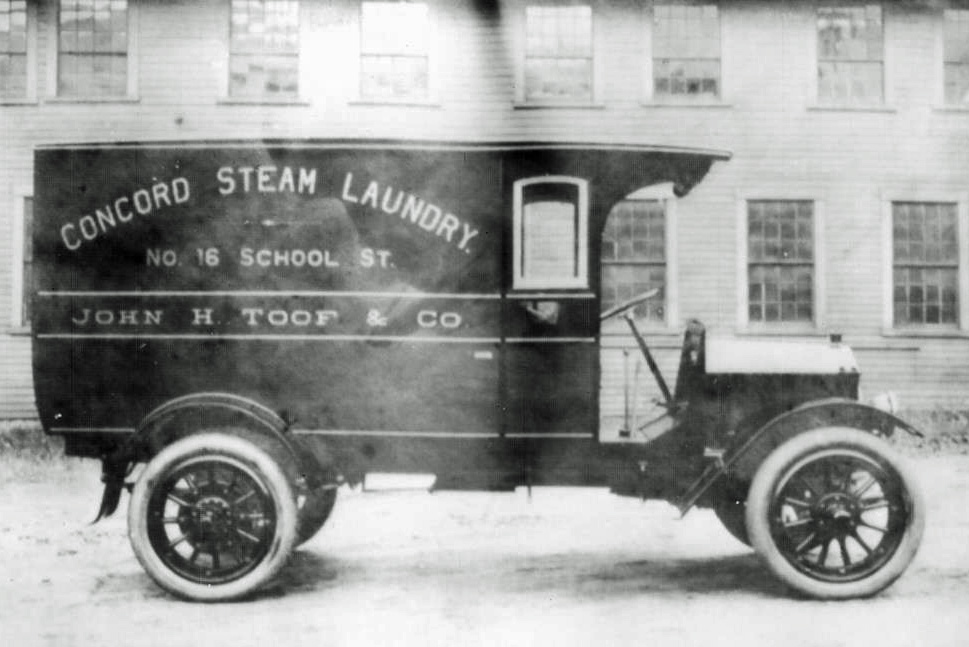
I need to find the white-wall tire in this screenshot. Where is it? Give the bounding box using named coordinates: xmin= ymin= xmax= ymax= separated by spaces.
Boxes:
xmin=127 ymin=433 xmax=298 ymax=601
xmin=746 ymin=427 xmax=924 ymax=599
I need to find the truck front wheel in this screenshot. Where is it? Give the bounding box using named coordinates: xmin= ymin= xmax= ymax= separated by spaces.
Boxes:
xmin=746 ymin=427 xmax=924 ymax=599
xmin=127 ymin=433 xmax=298 ymax=601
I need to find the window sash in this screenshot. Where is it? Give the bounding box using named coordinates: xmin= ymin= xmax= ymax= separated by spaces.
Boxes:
xmin=229 ymin=0 xmax=299 ymax=98
xmin=524 ymin=4 xmax=593 ymax=102
xmin=817 ymin=5 xmax=883 ymax=62
xmin=57 ymin=0 xmax=128 ymax=97
xmin=359 ymin=2 xmax=430 ymax=100
xmin=513 ymin=177 xmax=588 ymax=289
xmin=891 ymin=202 xmax=959 ymax=326
xmin=746 ymin=200 xmax=815 ymax=324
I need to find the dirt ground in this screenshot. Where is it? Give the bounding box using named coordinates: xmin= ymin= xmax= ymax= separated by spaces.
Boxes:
xmin=1 ymin=455 xmax=968 ymax=647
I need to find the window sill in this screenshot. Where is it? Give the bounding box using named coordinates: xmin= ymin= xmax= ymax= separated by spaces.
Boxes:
xmin=513 ymin=101 xmax=605 ymax=110
xmin=736 ymin=325 xmax=830 ymax=338
xmin=45 ymin=96 xmax=140 ymax=104
xmin=881 ymin=326 xmax=968 ymax=339
xmin=640 ymin=100 xmax=732 ymax=109
xmin=933 ymin=105 xmax=969 ymax=113
xmin=0 ymin=98 xmax=38 ymax=106
xmin=349 ymin=98 xmax=441 ymax=108
xmin=807 ymin=103 xmax=896 ymax=114
xmin=217 ymin=97 xmax=310 ymax=106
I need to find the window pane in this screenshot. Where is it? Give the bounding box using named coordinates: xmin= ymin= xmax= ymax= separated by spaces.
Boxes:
xmin=944 ymin=62 xmax=969 ymax=105
xmin=361 ymin=2 xmax=427 ymax=56
xmin=601 ymin=200 xmax=666 ymax=322
xmin=361 ymin=54 xmax=428 ymax=100
xmin=230 ymin=53 xmax=298 ymax=98
xmin=229 ymin=0 xmax=299 ymax=98
xmin=601 ymin=265 xmax=666 ymax=321
xmin=892 ymin=202 xmax=959 ymax=327
xmin=517 ymin=180 xmax=587 ymax=287
xmin=652 ymin=4 xmax=720 ymax=100
xmin=0 ymin=0 xmax=27 ymax=97
xmin=944 ymin=10 xmax=969 ymax=64
xmin=524 ymin=5 xmax=593 ymax=103
xmin=57 ymin=0 xmax=127 ymax=97
xmin=359 ymin=2 xmax=429 ymax=100
xmin=817 ymin=5 xmax=882 ymax=104
xmin=523 ymin=200 xmax=577 ymax=278
xmin=748 ymin=201 xmax=814 ymax=323
xmin=524 ymin=57 xmax=591 ymax=102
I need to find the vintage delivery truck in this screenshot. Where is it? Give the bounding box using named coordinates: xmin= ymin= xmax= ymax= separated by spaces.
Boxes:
xmin=32 ymin=140 xmax=924 ymax=601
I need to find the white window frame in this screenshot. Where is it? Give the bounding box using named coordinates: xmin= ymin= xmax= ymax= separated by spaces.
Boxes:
xmin=45 ymin=0 xmax=139 ymax=102
xmin=736 ymin=193 xmax=826 ymax=332
xmin=10 ymin=187 xmax=31 ymax=330
xmin=881 ymin=191 xmax=969 ymax=335
xmin=513 ymin=176 xmax=589 ymax=290
xmin=641 ymin=2 xmax=725 ymax=106
xmin=0 ymin=0 xmax=38 ymax=104
xmin=514 ymin=2 xmax=603 ymax=107
xmin=353 ymin=1 xmax=439 ymax=106
xmin=809 ymin=2 xmax=895 ymax=110
xmin=937 ymin=8 xmax=969 ymax=109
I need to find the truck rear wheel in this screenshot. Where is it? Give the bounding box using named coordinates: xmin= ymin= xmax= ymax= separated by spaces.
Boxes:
xmin=127 ymin=433 xmax=298 ymax=601
xmin=746 ymin=427 xmax=924 ymax=599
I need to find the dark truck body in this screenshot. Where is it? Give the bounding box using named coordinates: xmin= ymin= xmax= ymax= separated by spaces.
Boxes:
xmin=33 ymin=140 xmax=730 ymax=491
xmin=31 ymin=140 xmax=923 ymax=602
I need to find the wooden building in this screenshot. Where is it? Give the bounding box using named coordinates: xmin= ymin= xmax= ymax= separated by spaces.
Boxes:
xmin=1 ymin=0 xmax=968 ymax=421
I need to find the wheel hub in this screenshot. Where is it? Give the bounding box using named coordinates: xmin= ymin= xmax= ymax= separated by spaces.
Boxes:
xmin=815 ymin=493 xmax=859 ymax=535
xmin=193 ymin=496 xmax=233 ymax=540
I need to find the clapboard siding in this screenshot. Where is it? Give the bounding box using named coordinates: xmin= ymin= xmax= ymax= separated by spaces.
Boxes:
xmin=2 ymin=0 xmax=968 ymax=419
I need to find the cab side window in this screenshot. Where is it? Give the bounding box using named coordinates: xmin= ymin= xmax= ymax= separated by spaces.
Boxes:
xmin=513 ymin=177 xmax=588 ymax=289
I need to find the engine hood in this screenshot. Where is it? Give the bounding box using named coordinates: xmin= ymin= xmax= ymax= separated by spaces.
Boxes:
xmin=704 ymin=337 xmax=859 ymax=375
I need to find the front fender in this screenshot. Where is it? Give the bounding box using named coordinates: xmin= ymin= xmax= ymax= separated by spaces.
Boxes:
xmin=727 ymin=398 xmax=922 ymax=479
xmin=675 ymin=398 xmax=923 ymax=514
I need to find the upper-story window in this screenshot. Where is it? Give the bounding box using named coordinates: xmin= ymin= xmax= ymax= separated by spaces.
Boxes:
xmin=944 ymin=9 xmax=969 ymax=106
xmin=0 ymin=0 xmax=27 ymax=99
xmin=652 ymin=4 xmax=720 ymax=102
xmin=601 ymin=200 xmax=666 ymax=323
xmin=57 ymin=0 xmax=128 ymax=97
xmin=360 ymin=1 xmax=430 ymax=101
xmin=891 ymin=202 xmax=959 ymax=327
xmin=513 ymin=177 xmax=588 ymax=289
xmin=817 ymin=4 xmax=883 ymax=105
xmin=523 ymin=4 xmax=593 ymax=104
xmin=747 ymin=200 xmax=815 ymax=324
xmin=229 ymin=0 xmax=299 ymax=99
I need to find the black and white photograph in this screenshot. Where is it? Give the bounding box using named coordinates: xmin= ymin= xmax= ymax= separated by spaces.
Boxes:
xmin=1 ymin=0 xmax=968 ymax=644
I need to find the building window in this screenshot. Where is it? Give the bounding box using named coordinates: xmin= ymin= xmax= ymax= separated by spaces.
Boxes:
xmin=944 ymin=9 xmax=969 ymax=106
xmin=747 ymin=200 xmax=814 ymax=324
xmin=652 ymin=4 xmax=720 ymax=102
xmin=513 ymin=177 xmax=588 ymax=289
xmin=523 ymin=4 xmax=593 ymax=104
xmin=229 ymin=0 xmax=299 ymax=99
xmin=892 ymin=202 xmax=959 ymax=327
xmin=601 ymin=201 xmax=666 ymax=322
xmin=57 ymin=0 xmax=128 ymax=97
xmin=0 ymin=0 xmax=27 ymax=99
xmin=20 ymin=196 xmax=33 ymax=328
xmin=360 ymin=2 xmax=429 ymax=101
xmin=817 ymin=4 xmax=883 ymax=104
